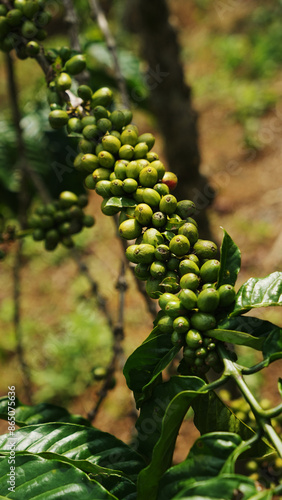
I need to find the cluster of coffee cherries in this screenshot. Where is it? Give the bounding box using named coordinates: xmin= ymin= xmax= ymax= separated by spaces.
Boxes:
xmin=28 ymin=191 xmax=94 ymax=251
xmin=0 ymin=0 xmax=51 ymax=56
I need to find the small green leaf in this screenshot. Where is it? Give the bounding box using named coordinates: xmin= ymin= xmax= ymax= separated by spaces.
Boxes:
xmin=157 ymin=432 xmax=241 ymax=500
xmin=0 ymin=453 xmax=118 ymax=499
xmin=170 ymin=474 xmax=257 ymax=499
xmin=161 ymin=231 xmax=175 ymax=242
xmin=231 ymin=272 xmax=282 ymax=316
xmin=103 ymin=197 xmax=136 ymax=208
xmin=247 ymin=491 xmax=275 ymax=500
xmin=165 ymin=219 xmax=183 ymax=231
xmin=262 ymin=330 xmax=282 ymax=360
xmin=123 ymin=333 xmax=181 ymax=407
xmin=217 ymin=229 xmax=241 ymax=287
xmin=206 ymin=329 xmax=264 ymax=350
xmin=0 ymin=397 xmax=90 ymax=427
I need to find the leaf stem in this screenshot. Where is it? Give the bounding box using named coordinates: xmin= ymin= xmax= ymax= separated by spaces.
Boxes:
xmin=218 ymin=345 xmax=282 ymax=458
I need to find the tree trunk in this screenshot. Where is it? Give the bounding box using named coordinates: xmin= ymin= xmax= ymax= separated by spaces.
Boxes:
xmin=129 ymin=0 xmax=215 ymax=236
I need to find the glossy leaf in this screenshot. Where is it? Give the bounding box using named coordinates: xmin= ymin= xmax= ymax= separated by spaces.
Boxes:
xmin=0 ymin=423 xmax=145 ymax=481
xmin=231 ymin=272 xmax=282 ymax=316
xmin=103 ymin=197 xmax=136 ymax=208
xmin=123 ymin=334 xmax=181 ymax=407
xmin=217 ymin=229 xmax=241 ymax=287
xmin=157 ymin=432 xmax=241 ymax=500
xmin=137 ymin=376 xmax=206 ymax=500
xmin=247 ymin=491 xmax=274 ymax=500
xmin=262 ymin=330 xmax=282 ymax=360
xmin=0 ymin=396 xmax=90 ymax=427
xmin=171 ymin=474 xmax=257 ymax=499
xmin=192 ymin=391 xmax=272 ymax=458
xmin=0 ymin=453 xmax=118 ymax=499
xmin=135 ymin=376 xmax=205 ymax=458
xmin=206 ymin=329 xmax=264 ymax=350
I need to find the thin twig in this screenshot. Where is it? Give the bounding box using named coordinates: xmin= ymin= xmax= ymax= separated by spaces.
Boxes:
xmin=61 ymin=0 xmax=81 ymax=52
xmin=6 ymin=53 xmax=33 ymax=402
xmin=87 ymin=261 xmax=126 ymax=422
xmin=13 ymin=241 xmax=32 ymax=404
xmin=88 ymin=0 xmax=130 ymax=108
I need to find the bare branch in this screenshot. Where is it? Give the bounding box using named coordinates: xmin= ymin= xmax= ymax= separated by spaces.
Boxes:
xmin=88 ymin=0 xmax=130 ymax=108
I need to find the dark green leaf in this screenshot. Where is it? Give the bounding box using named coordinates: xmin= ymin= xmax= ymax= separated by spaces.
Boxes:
xmin=262 ymin=330 xmax=282 ymax=359
xmin=192 ymin=391 xmax=272 ymax=459
xmin=0 ymin=453 xmax=118 ymax=499
xmin=218 ymin=316 xmax=280 ymax=338
xmin=157 ymin=432 xmax=241 ymax=500
xmin=137 ymin=376 xmax=206 ymax=500
xmin=0 ymin=423 xmax=145 ymax=481
xmin=217 ymin=229 xmax=241 ymax=287
xmin=206 ymin=329 xmax=264 ymax=350
xmin=123 ymin=334 xmax=181 ymax=407
xmin=231 ymin=272 xmax=282 ymax=316
xmin=171 ymin=474 xmax=257 ymax=499
xmin=135 ymin=376 xmax=205 ymax=458
xmin=0 ymin=397 xmax=90 ymax=427
xmin=103 ymin=197 xmax=136 ymax=208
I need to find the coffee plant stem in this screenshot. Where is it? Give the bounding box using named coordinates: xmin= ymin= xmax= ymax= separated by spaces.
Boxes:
xmin=241 ymin=359 xmax=271 ymax=375
xmin=263 ymin=403 xmax=282 ymax=419
xmin=219 ymin=345 xmax=282 ymax=457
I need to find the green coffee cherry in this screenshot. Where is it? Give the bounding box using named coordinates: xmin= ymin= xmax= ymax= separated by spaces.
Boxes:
xmin=23 ymin=1 xmax=39 ymax=18
xmin=21 ymin=20 xmax=38 ymax=38
xmin=110 ymin=179 xmax=124 ymax=196
xmin=145 ymin=276 xmax=163 ymax=299
xmin=91 ymin=87 xmax=113 ymax=108
xmin=134 ymin=142 xmax=148 ymax=159
xmin=77 ymin=85 xmax=93 ymax=101
xmin=190 ymin=312 xmax=217 ymax=331
xmin=165 ymin=298 xmax=185 ymax=318
xmin=64 ymin=54 xmax=86 ymax=75
xmin=57 ymin=72 xmax=72 ymax=91
xmin=167 ymin=256 xmax=180 ymax=272
xmin=142 ymin=228 xmax=164 ymax=247
xmin=122 ymin=109 xmax=133 ymax=125
xmin=197 ymin=288 xmax=220 ymax=313
xmin=159 ymin=194 xmax=178 ymax=215
xmin=114 ymin=161 xmax=127 ymax=180
xmin=143 ymin=188 xmax=161 ymax=208
xmin=134 ymin=203 xmax=153 ymax=226
xmin=79 ymin=139 xmax=94 ymax=154
xmin=120 ymin=128 xmax=138 ymax=146
xmin=33 ymin=228 xmax=45 ymax=241
xmin=49 ymin=110 xmax=69 ymax=129
xmin=154 ymin=183 xmax=170 ymax=196
xmin=218 ymin=284 xmax=236 ymax=307
xmin=171 ymin=330 xmax=185 ymax=347
xmin=169 ymin=235 xmax=190 ymax=257
xmin=137 ymin=133 xmax=155 ymax=150
xmin=178 ymin=222 xmax=199 ymax=245
xmin=134 ymin=263 xmax=150 ymax=281
xmin=119 ymin=144 xmax=134 ymax=160
xmin=151 ymin=211 xmax=167 ymax=229
xmin=183 ymin=346 xmax=196 ymax=362
xmin=158 ymin=315 xmax=174 ymax=334
xmin=200 ymin=259 xmax=220 ymax=283
xmin=150 ymin=261 xmax=166 ymax=278
xmin=95 ymin=180 xmax=112 ymax=198
xmin=110 ymin=109 xmax=125 ymax=130
xmin=179 ymin=259 xmax=200 ymax=276
xmin=133 ymin=188 xmax=145 ymax=203
xmin=149 ymin=160 xmax=165 ymax=180
xmin=126 ymin=160 xmax=142 ymax=179
xmin=67 ymin=117 xmax=82 ymax=134
xmin=83 ymin=215 xmax=95 ymax=227
xmin=173 ymin=316 xmax=190 ymax=333
xmin=59 ymin=191 xmax=78 ymax=207
xmin=98 ymin=151 xmax=115 ymax=169
xmin=155 ymin=244 xmax=170 ymax=262
xmin=179 ymin=273 xmax=200 ymax=291
xmin=158 ymin=292 xmax=177 ymax=310
xmin=130 ymin=243 xmax=155 ymax=264
xmin=26 ymin=40 xmax=40 ymax=57
xmin=97 ymin=118 xmax=112 ymax=134
xmin=102 ymin=134 xmax=121 ymax=155
xmin=139 ymin=166 xmax=158 ymax=188
xmin=82 ymin=124 xmax=99 ymax=140
xmin=93 ymin=106 xmax=108 ymax=121
xmin=185 ymin=329 xmax=203 ymax=349
xmin=194 ymin=239 xmax=218 ymax=260
xmin=176 ymin=200 xmax=196 ymax=219
xmin=123 ymin=178 xmax=138 ymax=194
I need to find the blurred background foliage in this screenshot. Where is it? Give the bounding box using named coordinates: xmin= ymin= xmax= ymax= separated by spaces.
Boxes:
xmin=0 ymin=0 xmax=282 ymax=449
